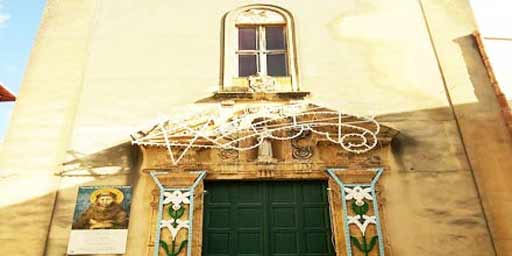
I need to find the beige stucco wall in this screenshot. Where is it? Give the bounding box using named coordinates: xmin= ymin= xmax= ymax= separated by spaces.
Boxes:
xmin=1 ymin=0 xmax=510 ymax=255
xmin=0 ymin=0 xmax=99 ymax=254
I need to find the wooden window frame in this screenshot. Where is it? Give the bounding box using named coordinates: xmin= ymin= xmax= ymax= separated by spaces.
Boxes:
xmin=236 ymin=24 xmax=288 ymax=77
xmin=221 ymin=5 xmax=300 ymax=92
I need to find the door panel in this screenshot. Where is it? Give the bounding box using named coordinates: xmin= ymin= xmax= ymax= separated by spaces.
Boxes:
xmin=203 ymin=181 xmax=334 ymax=256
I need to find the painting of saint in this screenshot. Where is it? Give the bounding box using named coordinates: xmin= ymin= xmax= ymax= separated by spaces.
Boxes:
xmin=72 ymin=186 xmax=131 ymax=230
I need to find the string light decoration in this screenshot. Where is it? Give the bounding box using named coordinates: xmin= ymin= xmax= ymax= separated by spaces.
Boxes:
xmin=130 ymin=103 xmax=381 ymax=165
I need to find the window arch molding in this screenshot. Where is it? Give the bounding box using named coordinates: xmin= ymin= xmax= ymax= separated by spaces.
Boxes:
xmin=220 ymin=4 xmax=300 ymax=92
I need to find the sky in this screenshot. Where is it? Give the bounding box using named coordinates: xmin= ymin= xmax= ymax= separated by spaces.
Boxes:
xmin=469 ymin=0 xmax=512 ymax=101
xmin=0 ymin=0 xmax=46 ymax=141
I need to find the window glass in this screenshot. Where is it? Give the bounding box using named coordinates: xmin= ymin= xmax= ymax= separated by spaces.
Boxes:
xmin=239 ymin=55 xmax=258 ymax=76
xmin=238 ymin=27 xmax=258 ymax=50
xmin=265 ymin=26 xmax=285 ymax=50
xmin=267 ymin=54 xmax=287 ymax=76
xmin=237 ymin=25 xmax=288 ymax=78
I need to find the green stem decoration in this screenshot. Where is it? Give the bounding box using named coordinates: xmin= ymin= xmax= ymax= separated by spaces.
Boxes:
xmin=160 ymin=239 xmax=187 ymax=256
xmin=160 ymin=205 xmax=188 ymax=256
xmin=349 ymin=200 xmax=378 ymax=255
xmin=350 ymin=235 xmax=378 ymax=256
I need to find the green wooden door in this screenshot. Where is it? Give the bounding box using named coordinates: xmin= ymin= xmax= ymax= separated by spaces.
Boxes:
xmin=203 ymin=181 xmax=335 ymax=256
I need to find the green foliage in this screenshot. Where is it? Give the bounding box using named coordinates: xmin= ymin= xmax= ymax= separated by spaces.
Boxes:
xmin=350 ymin=235 xmax=379 ymax=256
xmin=168 ymin=205 xmax=185 ymax=219
xmin=351 ymin=201 xmax=369 ymax=216
xmin=168 ymin=206 xmax=174 ymax=218
xmin=176 ymin=207 xmax=185 ymax=218
xmin=161 ymin=203 xmax=188 ymax=255
xmin=176 ymin=240 xmax=188 ymax=255
xmin=160 ymin=239 xmax=188 ymax=256
xmin=367 ymin=236 xmax=378 ymax=252
xmin=350 ymin=236 xmax=363 ymax=252
xmin=160 ymin=240 xmax=170 ymax=256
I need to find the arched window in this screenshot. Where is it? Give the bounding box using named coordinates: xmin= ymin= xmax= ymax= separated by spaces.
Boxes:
xmin=221 ymin=5 xmax=300 ymax=93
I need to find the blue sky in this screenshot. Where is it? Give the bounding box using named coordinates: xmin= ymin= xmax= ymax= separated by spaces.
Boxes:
xmin=0 ymin=0 xmax=46 ymax=141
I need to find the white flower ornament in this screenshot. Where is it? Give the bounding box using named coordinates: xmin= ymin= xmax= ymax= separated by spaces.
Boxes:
xmin=344 ymin=186 xmax=373 ymax=206
xmin=162 ymin=190 xmax=191 ymax=210
xmin=160 ymin=219 xmax=190 ymax=239
xmin=347 ymin=215 xmax=377 ymax=235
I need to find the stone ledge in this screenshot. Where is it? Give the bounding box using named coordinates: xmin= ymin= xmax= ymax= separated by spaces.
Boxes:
xmin=212 ymin=91 xmax=310 ymax=101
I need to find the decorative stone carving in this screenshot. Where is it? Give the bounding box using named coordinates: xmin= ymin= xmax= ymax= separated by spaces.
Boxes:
xmin=172 ymin=147 xmax=196 ymax=163
xmin=248 ymin=73 xmax=278 ymax=93
xmin=236 ymin=9 xmax=285 ymax=25
xmin=219 ymin=148 xmax=239 ymax=160
xmin=257 ymin=126 xmax=277 ymax=163
xmin=257 ymin=137 xmax=277 ymax=163
xmin=290 ymin=129 xmax=313 ymax=160
xmin=366 ymin=155 xmax=382 ymax=166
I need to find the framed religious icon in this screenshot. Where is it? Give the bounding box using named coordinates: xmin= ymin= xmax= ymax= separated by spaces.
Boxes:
xmin=67 ymin=186 xmax=132 ymax=255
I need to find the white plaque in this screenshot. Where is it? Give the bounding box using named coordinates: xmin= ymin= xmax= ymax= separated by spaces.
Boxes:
xmin=67 ymin=229 xmax=128 ymax=255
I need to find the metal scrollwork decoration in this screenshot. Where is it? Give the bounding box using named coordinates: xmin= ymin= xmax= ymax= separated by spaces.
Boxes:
xmin=151 ymin=171 xmax=207 ymax=256
xmin=326 ymin=168 xmax=385 ymax=256
xmin=131 ymin=103 xmax=381 ymax=166
xmin=345 ymin=186 xmax=378 ymax=255
xmin=159 ymin=190 xmax=190 ymax=256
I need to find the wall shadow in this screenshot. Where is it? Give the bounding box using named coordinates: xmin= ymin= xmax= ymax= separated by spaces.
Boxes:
xmin=60 ymin=141 xmax=141 ymax=179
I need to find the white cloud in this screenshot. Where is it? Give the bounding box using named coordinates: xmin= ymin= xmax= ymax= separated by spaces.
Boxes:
xmin=0 ymin=0 xmax=10 ymax=27
xmin=0 ymin=14 xmax=10 ymax=26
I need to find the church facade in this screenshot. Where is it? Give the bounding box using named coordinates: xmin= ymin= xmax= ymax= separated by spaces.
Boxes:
xmin=1 ymin=1 xmax=512 ymax=255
